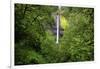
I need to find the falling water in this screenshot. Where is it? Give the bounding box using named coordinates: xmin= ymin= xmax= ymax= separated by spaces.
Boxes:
xmin=56 ymin=15 xmax=60 ymax=44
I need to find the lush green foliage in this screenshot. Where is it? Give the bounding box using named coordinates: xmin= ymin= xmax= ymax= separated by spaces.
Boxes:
xmin=15 ymin=4 xmax=94 ymax=65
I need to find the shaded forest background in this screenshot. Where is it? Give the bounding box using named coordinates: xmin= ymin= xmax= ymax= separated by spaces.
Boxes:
xmin=15 ymin=4 xmax=94 ymax=65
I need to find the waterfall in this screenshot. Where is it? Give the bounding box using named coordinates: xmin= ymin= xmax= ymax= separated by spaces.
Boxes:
xmin=56 ymin=14 xmax=60 ymax=44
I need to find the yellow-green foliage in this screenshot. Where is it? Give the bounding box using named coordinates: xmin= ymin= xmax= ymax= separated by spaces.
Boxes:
xmin=60 ymin=15 xmax=69 ymax=30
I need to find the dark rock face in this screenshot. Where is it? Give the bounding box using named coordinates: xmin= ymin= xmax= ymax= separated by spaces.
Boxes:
xmin=52 ymin=25 xmax=64 ymax=37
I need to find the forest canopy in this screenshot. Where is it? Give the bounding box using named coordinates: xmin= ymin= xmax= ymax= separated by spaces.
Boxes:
xmin=15 ymin=3 xmax=94 ymax=65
